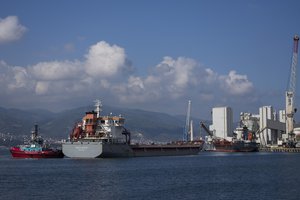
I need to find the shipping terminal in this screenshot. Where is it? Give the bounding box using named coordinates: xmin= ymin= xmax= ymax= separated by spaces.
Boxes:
xmin=201 ymin=35 xmax=300 ymax=152
xmin=9 ymin=35 xmax=300 ymax=158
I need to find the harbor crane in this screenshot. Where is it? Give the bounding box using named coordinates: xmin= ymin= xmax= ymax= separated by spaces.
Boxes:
xmin=184 ymin=100 xmax=192 ymax=141
xmin=200 ymin=121 xmax=213 ymax=136
xmin=286 ymin=35 xmax=299 ymax=142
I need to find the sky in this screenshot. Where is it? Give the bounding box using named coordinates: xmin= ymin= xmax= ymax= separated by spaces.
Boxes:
xmin=0 ymin=0 xmax=300 ymax=120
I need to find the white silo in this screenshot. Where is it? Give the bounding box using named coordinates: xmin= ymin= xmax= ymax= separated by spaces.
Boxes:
xmin=209 ymin=107 xmax=233 ymax=140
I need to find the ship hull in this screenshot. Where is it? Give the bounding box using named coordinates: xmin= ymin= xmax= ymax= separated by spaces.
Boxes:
xmin=62 ymin=141 xmax=133 ymax=158
xmin=131 ymin=143 xmax=202 ymax=157
xmin=213 ymin=141 xmax=259 ymax=152
xmin=62 ymin=141 xmax=203 ymax=158
xmin=10 ymin=147 xmax=64 ymax=158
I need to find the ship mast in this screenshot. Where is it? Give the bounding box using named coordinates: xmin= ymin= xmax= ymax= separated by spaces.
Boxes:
xmin=31 ymin=124 xmax=38 ymax=141
xmin=94 ymin=99 xmax=102 ymax=118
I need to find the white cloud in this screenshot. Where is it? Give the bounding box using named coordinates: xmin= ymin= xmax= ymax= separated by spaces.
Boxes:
xmin=112 ymin=57 xmax=205 ymax=103
xmin=35 ymin=81 xmax=49 ymax=95
xmin=85 ymin=41 xmax=126 ymax=77
xmin=156 ymin=56 xmax=196 ymax=90
xmin=219 ymin=70 xmax=254 ymax=95
xmin=0 ymin=60 xmax=11 ymax=82
xmin=0 ymin=41 xmax=258 ymax=116
xmin=0 ymin=16 xmax=27 ymax=44
xmin=150 ymin=56 xmax=198 ymax=98
xmin=111 ymin=57 xmax=255 ymax=109
xmin=204 ymin=68 xmax=218 ymax=84
xmin=29 ymin=60 xmax=83 ymax=81
xmin=128 ymin=76 xmax=145 ymax=93
xmin=8 ymin=67 xmax=29 ymax=90
xmin=0 ymin=41 xmax=129 ymax=98
xmin=0 ymin=60 xmax=32 ymax=92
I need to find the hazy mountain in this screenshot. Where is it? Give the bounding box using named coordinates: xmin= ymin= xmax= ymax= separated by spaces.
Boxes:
xmin=0 ymin=105 xmax=209 ymax=144
xmin=0 ymin=107 xmax=54 ymax=135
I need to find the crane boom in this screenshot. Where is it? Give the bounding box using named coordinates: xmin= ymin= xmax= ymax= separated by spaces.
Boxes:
xmin=184 ymin=100 xmax=191 ymax=141
xmin=286 ymin=35 xmax=299 ymax=137
xmin=288 ymin=35 xmax=299 ymax=94
xmin=200 ymin=121 xmax=213 ymax=136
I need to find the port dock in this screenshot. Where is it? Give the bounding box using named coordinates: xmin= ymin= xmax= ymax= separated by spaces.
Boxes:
xmin=259 ymin=147 xmax=300 ymax=153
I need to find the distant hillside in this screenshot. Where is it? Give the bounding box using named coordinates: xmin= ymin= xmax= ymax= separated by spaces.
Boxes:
xmin=0 ymin=107 xmax=55 ymax=135
xmin=0 ymin=105 xmax=209 ymax=143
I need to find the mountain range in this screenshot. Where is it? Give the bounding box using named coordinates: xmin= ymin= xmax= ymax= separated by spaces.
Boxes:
xmin=0 ymin=105 xmax=210 ymax=145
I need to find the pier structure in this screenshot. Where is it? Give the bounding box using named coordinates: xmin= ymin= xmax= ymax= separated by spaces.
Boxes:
xmin=260 ymin=147 xmax=300 ymax=153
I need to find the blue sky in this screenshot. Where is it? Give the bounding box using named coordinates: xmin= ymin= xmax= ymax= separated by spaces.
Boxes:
xmin=0 ymin=0 xmax=300 ymax=120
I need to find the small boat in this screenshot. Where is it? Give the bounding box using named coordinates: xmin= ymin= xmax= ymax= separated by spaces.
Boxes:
xmin=10 ymin=124 xmax=64 ymax=158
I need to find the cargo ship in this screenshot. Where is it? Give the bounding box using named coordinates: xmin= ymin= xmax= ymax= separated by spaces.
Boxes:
xmin=10 ymin=124 xmax=64 ymax=158
xmin=201 ymin=122 xmax=258 ymax=152
xmin=62 ymin=100 xmax=203 ymax=158
xmin=212 ymin=139 xmax=259 ymax=152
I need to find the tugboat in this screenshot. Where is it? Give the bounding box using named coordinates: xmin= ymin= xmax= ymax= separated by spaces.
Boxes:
xmin=10 ymin=124 xmax=64 ymax=158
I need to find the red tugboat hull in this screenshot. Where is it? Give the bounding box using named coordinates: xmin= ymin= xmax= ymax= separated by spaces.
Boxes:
xmin=10 ymin=147 xmax=64 ymax=158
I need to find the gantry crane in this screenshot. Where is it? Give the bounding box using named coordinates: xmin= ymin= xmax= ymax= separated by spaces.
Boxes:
xmin=286 ymin=35 xmax=299 ymax=142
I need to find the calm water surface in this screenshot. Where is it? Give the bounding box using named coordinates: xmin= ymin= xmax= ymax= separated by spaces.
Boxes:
xmin=0 ymin=148 xmax=300 ymax=200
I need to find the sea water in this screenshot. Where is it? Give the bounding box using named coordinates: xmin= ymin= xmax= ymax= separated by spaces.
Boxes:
xmin=0 ymin=148 xmax=300 ymax=200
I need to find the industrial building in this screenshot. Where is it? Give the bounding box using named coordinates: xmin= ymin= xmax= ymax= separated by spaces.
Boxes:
xmin=209 ymin=107 xmax=233 ymax=141
xmin=258 ymin=106 xmax=285 ymax=146
xmin=208 ymin=105 xmax=287 ymax=147
xmin=207 ymin=35 xmax=300 ymax=148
